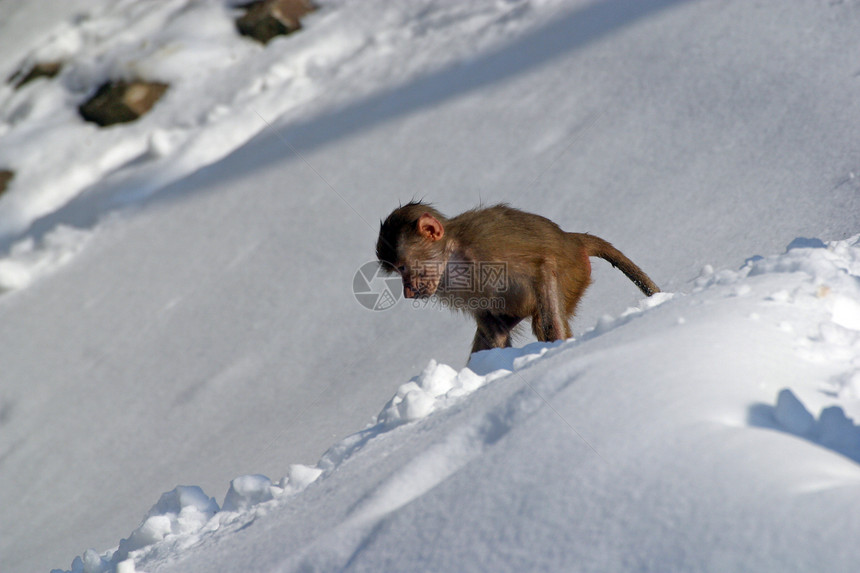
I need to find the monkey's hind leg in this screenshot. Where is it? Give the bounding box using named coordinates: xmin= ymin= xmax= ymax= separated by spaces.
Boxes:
xmin=531 ymin=262 xmax=571 ymax=342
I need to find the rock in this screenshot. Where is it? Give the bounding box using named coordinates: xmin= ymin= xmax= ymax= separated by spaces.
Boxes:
xmin=235 ymin=0 xmax=316 ymax=45
xmin=79 ymin=80 xmax=169 ymax=126
xmin=7 ymin=61 xmax=63 ymax=89
xmin=0 ymin=170 xmax=13 ymax=197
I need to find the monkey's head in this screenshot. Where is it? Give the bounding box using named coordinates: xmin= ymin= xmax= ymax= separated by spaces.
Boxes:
xmin=376 ymin=202 xmax=449 ymax=298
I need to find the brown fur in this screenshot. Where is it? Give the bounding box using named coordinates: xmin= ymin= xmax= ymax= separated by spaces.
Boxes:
xmin=377 ymin=202 xmax=659 ymax=354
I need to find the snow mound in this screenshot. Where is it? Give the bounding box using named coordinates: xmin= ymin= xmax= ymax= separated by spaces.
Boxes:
xmin=56 ymin=234 xmax=860 ymax=573
xmin=0 ymin=225 xmax=89 ymax=291
xmin=55 ymin=465 xmax=322 ymax=573
xmin=64 ymin=486 xmax=218 ymax=573
xmin=53 ymin=314 xmax=571 ymax=571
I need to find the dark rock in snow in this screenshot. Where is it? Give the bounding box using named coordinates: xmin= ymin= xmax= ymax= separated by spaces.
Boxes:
xmin=235 ymin=0 xmax=316 ymax=44
xmin=79 ymin=80 xmax=169 ymax=127
xmin=0 ymin=170 xmax=13 ymax=197
xmin=7 ymin=61 xmax=63 ymax=89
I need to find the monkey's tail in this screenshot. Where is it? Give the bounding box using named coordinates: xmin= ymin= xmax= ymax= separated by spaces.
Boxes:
xmin=577 ymin=233 xmax=660 ymax=296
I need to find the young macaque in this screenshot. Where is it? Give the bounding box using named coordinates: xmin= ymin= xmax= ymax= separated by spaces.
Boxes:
xmin=376 ymin=201 xmax=660 ymax=354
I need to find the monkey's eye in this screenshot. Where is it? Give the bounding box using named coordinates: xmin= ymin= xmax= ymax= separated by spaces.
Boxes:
xmin=396 ymin=265 xmax=407 ymax=275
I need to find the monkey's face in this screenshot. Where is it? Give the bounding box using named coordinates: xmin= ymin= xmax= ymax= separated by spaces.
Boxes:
xmin=398 ymin=261 xmax=444 ymax=298
xmin=376 ymin=260 xmax=442 ymax=298
xmin=377 ymin=237 xmax=446 ymax=299
xmin=376 ymin=205 xmax=448 ymax=298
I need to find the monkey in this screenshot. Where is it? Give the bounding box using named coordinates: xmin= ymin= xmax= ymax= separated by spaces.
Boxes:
xmin=376 ymin=201 xmax=659 ymax=354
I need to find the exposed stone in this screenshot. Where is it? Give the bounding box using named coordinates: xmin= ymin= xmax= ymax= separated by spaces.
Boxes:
xmin=0 ymin=170 xmax=13 ymax=197
xmin=7 ymin=61 xmax=63 ymax=89
xmin=79 ymin=80 xmax=169 ymax=127
xmin=235 ymin=0 xmax=316 ymax=45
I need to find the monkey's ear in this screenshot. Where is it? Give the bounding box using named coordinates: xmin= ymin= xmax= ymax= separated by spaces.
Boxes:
xmin=417 ymin=213 xmax=444 ymax=241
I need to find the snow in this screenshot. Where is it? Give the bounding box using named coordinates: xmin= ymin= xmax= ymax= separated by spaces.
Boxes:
xmin=0 ymin=0 xmax=859 ymax=571
xmin=30 ymin=240 xmax=860 ymax=573
xmin=0 ymin=224 xmax=90 ymax=291
xmin=55 ymin=234 xmax=860 ymax=573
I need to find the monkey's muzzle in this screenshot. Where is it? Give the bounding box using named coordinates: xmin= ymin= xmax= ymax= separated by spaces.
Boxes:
xmin=403 ymin=282 xmax=435 ymax=298
xmin=403 ymin=285 xmax=428 ymax=298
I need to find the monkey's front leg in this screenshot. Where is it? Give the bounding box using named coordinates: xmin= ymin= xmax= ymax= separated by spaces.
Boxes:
xmin=471 ymin=313 xmax=521 ymax=353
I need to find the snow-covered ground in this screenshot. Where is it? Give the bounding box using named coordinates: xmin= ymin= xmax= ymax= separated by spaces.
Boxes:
xmin=62 ymin=235 xmax=860 ymax=572
xmin=1 ymin=0 xmax=859 ymax=571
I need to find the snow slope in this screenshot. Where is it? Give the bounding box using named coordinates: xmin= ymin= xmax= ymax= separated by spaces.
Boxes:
xmin=0 ymin=0 xmax=859 ymax=571
xmin=62 ymin=235 xmax=860 ymax=572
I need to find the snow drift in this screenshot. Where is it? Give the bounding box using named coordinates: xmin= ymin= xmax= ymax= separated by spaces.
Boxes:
xmin=57 ymin=235 xmax=860 ymax=572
